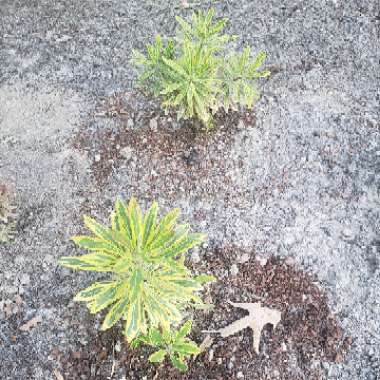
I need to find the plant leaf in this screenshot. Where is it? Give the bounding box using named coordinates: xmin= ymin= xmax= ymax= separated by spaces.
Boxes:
xmin=149 ymin=349 xmax=167 ymax=363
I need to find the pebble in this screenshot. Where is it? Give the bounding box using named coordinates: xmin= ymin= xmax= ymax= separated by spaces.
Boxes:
xmin=237 ymin=119 xmax=245 ymax=130
xmin=237 ymin=372 xmax=244 ymax=379
xmin=149 ymin=118 xmax=158 ymax=131
xmin=238 ymin=253 xmax=250 ymax=263
xmin=257 ymin=256 xmax=267 ymax=266
xmin=127 ymin=118 xmax=134 ymax=128
xmin=230 ymin=264 xmax=239 ymax=276
xmin=191 ymin=249 xmax=201 ymax=263
xmin=20 ymin=273 xmax=30 ymax=286
xmin=115 ymin=341 xmax=122 ymax=353
xmin=120 ymin=147 xmax=133 ymax=161
xmin=94 ymin=154 xmax=101 ymax=162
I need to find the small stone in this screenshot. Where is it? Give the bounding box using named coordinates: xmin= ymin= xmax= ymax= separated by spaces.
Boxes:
xmin=149 ymin=118 xmax=158 ymax=131
xmin=257 ymin=256 xmax=267 ymax=266
xmin=4 ymin=285 xmax=18 ymax=295
xmin=230 ymin=264 xmax=239 ymax=276
xmin=238 ymin=253 xmax=250 ymax=264
xmin=281 ymin=342 xmax=287 ymax=352
xmin=20 ymin=274 xmax=30 ymax=286
xmin=127 ymin=119 xmax=134 ymax=128
xmin=284 ymin=257 xmax=295 ymax=266
xmin=283 ymin=232 xmax=295 ymax=245
xmin=237 ymin=372 xmax=244 ymax=379
xmin=237 ymin=119 xmax=245 ymax=130
xmin=115 ymin=341 xmax=122 ymax=353
xmin=208 ymin=348 xmax=214 ymax=362
xmin=228 ymin=355 xmax=235 ymax=369
xmin=94 ymin=154 xmax=101 ymax=162
xmin=191 ymin=249 xmax=200 ymax=263
xmin=120 ymin=147 xmax=133 ymax=161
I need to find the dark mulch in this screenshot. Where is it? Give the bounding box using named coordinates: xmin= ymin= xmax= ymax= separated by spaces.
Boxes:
xmin=57 ymin=247 xmax=351 ymax=380
xmin=73 ymin=91 xmax=256 ymax=195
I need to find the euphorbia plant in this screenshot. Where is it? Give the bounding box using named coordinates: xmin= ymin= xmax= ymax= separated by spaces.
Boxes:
xmin=59 ymin=198 xmax=214 ymax=370
xmin=132 ymin=8 xmax=270 ymax=129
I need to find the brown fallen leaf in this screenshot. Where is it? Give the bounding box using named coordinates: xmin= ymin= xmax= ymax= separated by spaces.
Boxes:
xmin=199 ymin=334 xmax=214 ymax=352
xmin=210 ymin=302 xmax=281 ymax=354
xmin=19 ymin=315 xmax=42 ymax=332
xmin=53 ymin=368 xmax=64 ymax=380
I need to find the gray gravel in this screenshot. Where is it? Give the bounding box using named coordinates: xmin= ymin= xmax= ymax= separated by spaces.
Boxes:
xmin=1 ymin=0 xmax=379 ymax=379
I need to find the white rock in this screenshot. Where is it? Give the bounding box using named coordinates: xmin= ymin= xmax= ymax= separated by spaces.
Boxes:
xmin=237 ymin=119 xmax=245 ymax=129
xmin=256 ymin=256 xmax=267 ymax=266
xmin=115 ymin=341 xmax=122 ymax=353
xmin=120 ymin=147 xmax=133 ymax=161
xmin=94 ymin=154 xmax=101 ymax=162
xmin=208 ymin=348 xmax=214 ymax=362
xmin=127 ymin=118 xmax=134 ymax=128
xmin=238 ymin=253 xmax=250 ymax=263
xmin=237 ymin=372 xmax=244 ymax=379
xmin=191 ymin=249 xmax=201 ymax=263
xmin=230 ymin=264 xmax=239 ymax=276
xmin=149 ymin=118 xmax=158 ymax=131
xmin=20 ymin=273 xmax=30 ymax=285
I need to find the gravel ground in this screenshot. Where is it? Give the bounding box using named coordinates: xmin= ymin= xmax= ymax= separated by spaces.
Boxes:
xmin=0 ymin=0 xmax=379 ymax=379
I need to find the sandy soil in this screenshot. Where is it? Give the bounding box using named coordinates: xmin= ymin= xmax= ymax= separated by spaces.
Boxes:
xmin=0 ymin=1 xmax=379 ymax=379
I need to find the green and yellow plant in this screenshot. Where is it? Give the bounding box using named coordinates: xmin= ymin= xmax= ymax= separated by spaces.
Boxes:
xmin=59 ymin=198 xmax=214 ymax=370
xmin=132 ymin=321 xmax=200 ymax=371
xmin=132 ymin=8 xmax=270 ymax=129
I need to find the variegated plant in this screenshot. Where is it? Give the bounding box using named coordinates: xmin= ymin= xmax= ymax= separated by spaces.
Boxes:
xmin=59 ymin=198 xmax=214 ymax=345
xmin=132 ymin=321 xmax=200 ymax=371
xmin=132 ymin=8 xmax=270 ymax=129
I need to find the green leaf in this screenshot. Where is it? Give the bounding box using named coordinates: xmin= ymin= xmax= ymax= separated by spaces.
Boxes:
xmin=83 ymin=216 xmax=114 ymax=242
xmin=115 ymin=198 xmax=133 ymax=242
xmin=87 ymin=282 xmax=121 ymax=313
xmin=142 ymin=201 xmax=158 ymax=247
xmin=170 ymin=355 xmax=188 ymax=371
xmin=193 ymin=274 xmax=216 ymax=284
xmin=59 ymin=252 xmax=116 ymax=272
xmin=175 ymin=320 xmax=192 ymax=341
xmin=72 ymin=236 xmax=120 ymax=256
xmin=148 ymin=328 xmax=164 ymax=345
xmin=163 ymin=57 xmax=188 ymax=78
xmin=162 ymin=233 xmax=207 ymax=259
xmin=129 ymin=270 xmax=143 ymax=303
xmin=128 ymin=197 xmax=143 ymax=248
xmin=74 ymin=281 xmax=116 ymax=301
xmin=173 ymin=342 xmax=200 ymax=355
xmin=149 ymin=349 xmax=167 ymax=363
xmin=101 ymin=295 xmax=129 ymax=330
xmin=248 ymin=51 xmax=267 ymax=75
xmin=124 ymin=298 xmax=142 ymax=342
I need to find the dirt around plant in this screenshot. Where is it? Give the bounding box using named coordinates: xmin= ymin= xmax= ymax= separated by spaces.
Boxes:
xmin=55 ymin=250 xmax=351 ymax=380
xmin=1 ymin=0 xmax=379 ymax=379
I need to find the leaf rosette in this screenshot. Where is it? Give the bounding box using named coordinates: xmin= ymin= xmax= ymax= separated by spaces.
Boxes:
xmin=59 ymin=198 xmax=214 ymax=342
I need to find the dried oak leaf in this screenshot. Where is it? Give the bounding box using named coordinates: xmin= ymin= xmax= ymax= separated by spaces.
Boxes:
xmin=53 ymin=369 xmax=65 ymax=380
xmin=213 ymin=302 xmax=281 ymax=354
xmin=19 ymin=316 xmax=42 ymax=332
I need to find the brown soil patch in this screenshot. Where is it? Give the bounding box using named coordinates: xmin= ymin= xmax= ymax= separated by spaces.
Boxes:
xmin=73 ymin=91 xmax=256 ymax=198
xmin=57 ymin=248 xmax=350 ymax=379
